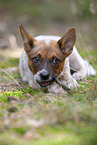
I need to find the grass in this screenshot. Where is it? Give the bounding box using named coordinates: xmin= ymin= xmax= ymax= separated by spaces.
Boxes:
xmin=0 ymin=57 xmax=19 ymax=69
xmin=0 ymin=47 xmax=97 ymax=145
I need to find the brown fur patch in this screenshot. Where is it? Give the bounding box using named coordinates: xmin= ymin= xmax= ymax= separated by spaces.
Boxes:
xmin=28 ymin=40 xmax=65 ymax=76
xmin=58 ymin=28 xmax=76 ymax=57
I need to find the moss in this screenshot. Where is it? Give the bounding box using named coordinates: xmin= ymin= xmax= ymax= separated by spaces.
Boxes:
xmin=0 ymin=91 xmax=26 ymax=102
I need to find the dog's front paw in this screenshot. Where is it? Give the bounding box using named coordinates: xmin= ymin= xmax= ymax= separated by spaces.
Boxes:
xmin=63 ymin=78 xmax=79 ymax=89
xmin=72 ymin=71 xmax=86 ymax=81
xmin=48 ymin=83 xmax=66 ymax=94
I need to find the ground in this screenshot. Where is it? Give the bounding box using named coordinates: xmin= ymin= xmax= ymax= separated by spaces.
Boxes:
xmin=0 ymin=0 xmax=97 ymax=145
xmin=0 ymin=47 xmax=97 ymax=145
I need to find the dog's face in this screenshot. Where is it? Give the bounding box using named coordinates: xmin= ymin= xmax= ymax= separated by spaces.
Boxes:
xmin=19 ymin=25 xmax=76 ymax=89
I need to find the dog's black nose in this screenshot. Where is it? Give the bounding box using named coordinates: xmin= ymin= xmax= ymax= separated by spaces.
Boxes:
xmin=40 ymin=71 xmax=50 ymax=80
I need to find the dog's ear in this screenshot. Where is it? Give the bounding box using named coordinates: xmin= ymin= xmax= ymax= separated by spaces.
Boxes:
xmin=19 ymin=24 xmax=36 ymax=54
xmin=58 ymin=28 xmax=76 ymax=57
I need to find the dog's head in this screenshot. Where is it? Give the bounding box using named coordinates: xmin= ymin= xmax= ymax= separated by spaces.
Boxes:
xmin=19 ymin=24 xmax=76 ymax=89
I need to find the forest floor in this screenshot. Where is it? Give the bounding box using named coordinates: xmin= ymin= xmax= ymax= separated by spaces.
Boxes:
xmin=0 ymin=43 xmax=97 ymax=145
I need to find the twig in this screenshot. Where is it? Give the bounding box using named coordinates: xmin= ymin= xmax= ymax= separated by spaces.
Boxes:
xmin=54 ymin=77 xmax=71 ymax=91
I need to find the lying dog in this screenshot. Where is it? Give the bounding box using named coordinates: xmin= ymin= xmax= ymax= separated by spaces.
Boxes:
xmin=19 ymin=24 xmax=96 ymax=93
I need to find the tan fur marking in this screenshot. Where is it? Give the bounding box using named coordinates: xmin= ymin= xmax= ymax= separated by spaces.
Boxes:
xmin=28 ymin=40 xmax=65 ymax=76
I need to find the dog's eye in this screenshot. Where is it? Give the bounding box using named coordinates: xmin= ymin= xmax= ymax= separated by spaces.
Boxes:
xmin=33 ymin=55 xmax=40 ymax=63
xmin=52 ymin=57 xmax=59 ymax=64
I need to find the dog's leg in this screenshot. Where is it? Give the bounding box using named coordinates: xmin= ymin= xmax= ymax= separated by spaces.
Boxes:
xmin=49 ymin=58 xmax=79 ymax=94
xmin=60 ymin=58 xmax=79 ymax=89
xmin=69 ymin=46 xmax=96 ymax=80
xmin=48 ymin=82 xmax=65 ymax=94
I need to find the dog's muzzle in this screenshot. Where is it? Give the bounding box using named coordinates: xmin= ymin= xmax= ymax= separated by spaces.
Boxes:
xmin=34 ymin=69 xmax=54 ymax=89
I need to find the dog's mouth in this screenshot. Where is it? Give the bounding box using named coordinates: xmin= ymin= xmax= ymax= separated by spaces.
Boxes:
xmin=36 ymin=76 xmax=71 ymax=91
xmin=36 ymin=80 xmax=53 ymax=88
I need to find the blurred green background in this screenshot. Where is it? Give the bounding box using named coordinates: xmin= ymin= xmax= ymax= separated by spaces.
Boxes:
xmin=0 ymin=0 xmax=97 ymax=49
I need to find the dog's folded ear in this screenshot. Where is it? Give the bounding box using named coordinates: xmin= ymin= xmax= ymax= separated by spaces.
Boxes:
xmin=58 ymin=28 xmax=76 ymax=57
xmin=19 ymin=24 xmax=36 ymax=54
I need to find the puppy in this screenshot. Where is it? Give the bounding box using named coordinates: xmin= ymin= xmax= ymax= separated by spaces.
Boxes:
xmin=19 ymin=24 xmax=96 ymax=93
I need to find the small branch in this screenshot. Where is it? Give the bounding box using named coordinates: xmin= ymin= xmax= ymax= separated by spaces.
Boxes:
xmin=54 ymin=77 xmax=71 ymax=91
